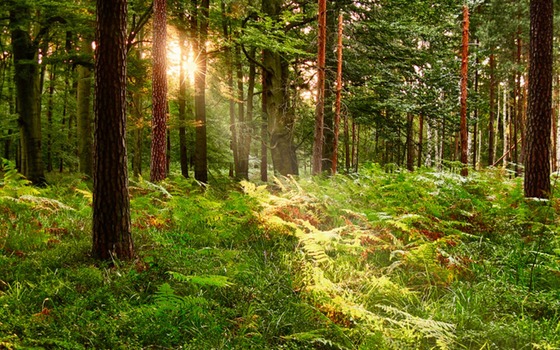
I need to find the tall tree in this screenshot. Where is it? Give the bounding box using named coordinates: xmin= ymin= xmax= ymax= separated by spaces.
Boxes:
xmin=262 ymin=0 xmax=298 ymax=176
xmin=312 ymin=0 xmax=327 ymax=175
xmin=8 ymin=1 xmax=47 ymax=185
xmin=460 ymin=5 xmax=469 ymax=177
xmin=193 ymin=0 xmax=209 ymax=183
xmin=92 ymin=0 xmax=134 ymax=260
xmin=331 ymin=13 xmax=343 ymax=175
xmin=524 ymin=0 xmax=553 ymax=198
xmin=150 ymin=0 xmax=168 ymax=182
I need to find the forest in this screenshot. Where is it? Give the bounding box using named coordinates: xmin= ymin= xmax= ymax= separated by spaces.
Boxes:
xmin=1 ymin=0 xmax=560 ymax=348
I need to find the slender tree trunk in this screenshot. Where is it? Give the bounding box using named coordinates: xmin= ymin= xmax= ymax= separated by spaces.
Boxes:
xmin=93 ymin=0 xmax=133 ymax=260
xmin=406 ymin=113 xmax=414 ymax=171
xmin=488 ymin=53 xmax=496 ymax=166
xmin=245 ymin=48 xmax=256 ymax=177
xmin=46 ymin=65 xmax=56 ymax=172
xmin=524 ymin=0 xmax=553 ymax=198
xmin=460 ymin=5 xmax=469 ymax=176
xmin=472 ymin=52 xmax=479 ymax=170
xmin=194 ymin=0 xmax=209 ymax=183
xmin=178 ymin=29 xmax=189 ymax=178
xmin=331 ymin=14 xmax=343 ymax=175
xmin=261 ymin=56 xmax=268 ymax=182
xmin=417 ymin=114 xmax=424 ymax=168
xmin=344 ymin=107 xmax=350 ymax=172
xmin=312 ymin=0 xmax=327 ymax=175
xmin=77 ymin=41 xmax=93 ymax=177
xmin=236 ymin=45 xmax=250 ymax=179
xmin=150 ymin=0 xmax=168 ymax=182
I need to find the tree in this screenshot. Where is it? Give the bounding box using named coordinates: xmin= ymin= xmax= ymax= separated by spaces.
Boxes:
xmin=8 ymin=1 xmax=47 ymax=185
xmin=193 ymin=0 xmax=209 ymax=183
xmin=524 ymin=0 xmax=553 ymax=198
xmin=312 ymin=0 xmax=327 ymax=175
xmin=92 ymin=0 xmax=134 ymax=260
xmin=150 ymin=0 xmax=168 ymax=182
xmin=77 ymin=39 xmax=93 ymax=177
xmin=460 ymin=5 xmax=469 ymax=177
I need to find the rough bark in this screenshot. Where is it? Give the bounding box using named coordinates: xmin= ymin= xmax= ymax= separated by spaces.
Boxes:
xmin=524 ymin=0 xmax=553 ymax=198
xmin=488 ymin=53 xmax=496 ymax=166
xmin=194 ymin=0 xmax=209 ymax=183
xmin=262 ymin=0 xmax=298 ymax=176
xmin=93 ymin=0 xmax=134 ymax=260
xmin=150 ymin=0 xmax=168 ymax=182
xmin=312 ymin=0 xmax=327 ymax=175
xmin=9 ymin=5 xmax=46 ymax=185
xmin=460 ymin=5 xmax=469 ymax=177
xmin=331 ymin=14 xmax=343 ymax=175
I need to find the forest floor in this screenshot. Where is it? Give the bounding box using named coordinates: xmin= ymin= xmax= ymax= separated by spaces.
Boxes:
xmin=0 ymin=163 xmax=559 ymax=349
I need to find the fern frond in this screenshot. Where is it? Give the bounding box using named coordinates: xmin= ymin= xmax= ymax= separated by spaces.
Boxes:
xmin=168 ymin=271 xmax=234 ymax=288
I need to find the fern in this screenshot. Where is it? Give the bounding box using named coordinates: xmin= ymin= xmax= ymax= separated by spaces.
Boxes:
xmin=168 ymin=271 xmax=234 ymax=288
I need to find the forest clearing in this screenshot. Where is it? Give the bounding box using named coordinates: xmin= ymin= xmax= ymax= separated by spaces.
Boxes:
xmin=2 ymin=0 xmax=560 ymax=348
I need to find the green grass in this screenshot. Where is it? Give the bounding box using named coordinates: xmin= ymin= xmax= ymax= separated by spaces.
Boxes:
xmin=0 ymin=165 xmax=559 ymax=349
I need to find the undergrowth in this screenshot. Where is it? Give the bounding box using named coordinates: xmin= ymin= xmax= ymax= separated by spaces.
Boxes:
xmin=0 ymin=163 xmax=559 ymax=349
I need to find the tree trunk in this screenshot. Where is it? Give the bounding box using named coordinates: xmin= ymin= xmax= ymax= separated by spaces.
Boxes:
xmin=312 ymin=0 xmax=327 ymax=175
xmin=9 ymin=5 xmax=46 ymax=185
xmin=406 ymin=113 xmax=414 ymax=171
xmin=262 ymin=0 xmax=298 ymax=176
xmin=488 ymin=53 xmax=496 ymax=166
xmin=178 ymin=29 xmax=189 ymax=178
xmin=417 ymin=114 xmax=424 ymax=168
xmin=193 ymin=0 xmax=209 ymax=183
xmin=331 ymin=14 xmax=343 ymax=175
xmin=150 ymin=0 xmax=168 ymax=182
xmin=460 ymin=5 xmax=469 ymax=177
xmin=46 ymin=65 xmax=56 ymax=172
xmin=93 ymin=0 xmax=133 ymax=260
xmin=524 ymin=0 xmax=553 ymax=198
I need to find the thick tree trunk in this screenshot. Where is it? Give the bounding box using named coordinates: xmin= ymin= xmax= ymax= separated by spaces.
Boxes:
xmin=93 ymin=0 xmax=133 ymax=260
xmin=524 ymin=0 xmax=553 ymax=198
xmin=150 ymin=0 xmax=168 ymax=182
xmin=460 ymin=5 xmax=469 ymax=176
xmin=312 ymin=0 xmax=327 ymax=175
xmin=9 ymin=6 xmax=46 ymax=185
xmin=262 ymin=0 xmax=298 ymax=176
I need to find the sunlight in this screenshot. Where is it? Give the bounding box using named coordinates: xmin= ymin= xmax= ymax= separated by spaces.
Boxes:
xmin=166 ymin=33 xmax=197 ymax=84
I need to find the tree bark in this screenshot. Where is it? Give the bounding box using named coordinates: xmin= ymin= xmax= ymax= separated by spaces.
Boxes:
xmin=488 ymin=53 xmax=496 ymax=166
xmin=331 ymin=14 xmax=343 ymax=175
xmin=524 ymin=0 xmax=553 ymax=198
xmin=193 ymin=0 xmax=209 ymax=183
xmin=460 ymin=5 xmax=469 ymax=177
xmin=9 ymin=5 xmax=46 ymax=185
xmin=93 ymin=0 xmax=133 ymax=260
xmin=312 ymin=0 xmax=327 ymax=175
xmin=150 ymin=0 xmax=168 ymax=182
xmin=262 ymin=0 xmax=298 ymax=176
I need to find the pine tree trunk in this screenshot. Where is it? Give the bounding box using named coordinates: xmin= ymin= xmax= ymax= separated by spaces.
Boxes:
xmin=460 ymin=5 xmax=469 ymax=176
xmin=93 ymin=0 xmax=133 ymax=260
xmin=488 ymin=53 xmax=496 ymax=166
xmin=178 ymin=29 xmax=189 ymax=178
xmin=524 ymin=0 xmax=553 ymax=198
xmin=331 ymin=14 xmax=343 ymax=175
xmin=312 ymin=0 xmax=327 ymax=175
xmin=193 ymin=0 xmax=209 ymax=183
xmin=150 ymin=0 xmax=168 ymax=182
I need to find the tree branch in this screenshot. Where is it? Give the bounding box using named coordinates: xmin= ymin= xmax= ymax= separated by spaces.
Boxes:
xmin=127 ymin=2 xmax=154 ymax=52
